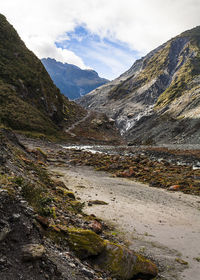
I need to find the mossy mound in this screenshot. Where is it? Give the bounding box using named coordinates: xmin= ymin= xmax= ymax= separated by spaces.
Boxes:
xmin=94 ymin=241 xmax=158 ymax=280
xmin=67 ymin=228 xmax=105 ymax=259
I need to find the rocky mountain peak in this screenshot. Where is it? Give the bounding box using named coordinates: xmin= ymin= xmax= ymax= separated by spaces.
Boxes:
xmin=78 ymin=25 xmax=200 ymax=144
xmin=41 ymin=58 xmax=109 ymax=100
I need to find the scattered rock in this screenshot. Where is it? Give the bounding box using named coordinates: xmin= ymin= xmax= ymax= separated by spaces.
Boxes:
xmin=22 ymin=244 xmax=45 ymax=261
xmin=80 ymin=267 xmax=94 ymax=278
xmin=168 ymin=185 xmax=181 ymax=191
xmin=175 ymin=258 xmax=188 ymax=265
xmin=88 ymin=220 xmax=103 ymax=234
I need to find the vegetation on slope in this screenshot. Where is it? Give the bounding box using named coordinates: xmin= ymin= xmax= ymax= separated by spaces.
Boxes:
xmin=108 ymin=25 xmax=200 ymax=111
xmin=0 ymin=14 xmax=86 ymax=136
xmin=156 ymin=38 xmax=200 ymax=107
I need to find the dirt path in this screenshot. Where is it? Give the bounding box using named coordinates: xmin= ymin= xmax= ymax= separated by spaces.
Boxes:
xmin=65 ymin=112 xmax=91 ymax=137
xmin=49 ymin=165 xmax=200 ymax=280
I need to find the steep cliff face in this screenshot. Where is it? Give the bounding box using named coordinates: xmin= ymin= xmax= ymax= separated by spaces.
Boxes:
xmin=0 ymin=14 xmax=86 ymax=136
xmin=41 ymin=58 xmax=108 ymax=100
xmin=79 ymin=26 xmax=200 ymax=144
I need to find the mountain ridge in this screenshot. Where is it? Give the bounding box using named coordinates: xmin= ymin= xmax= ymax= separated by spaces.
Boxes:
xmin=78 ymin=25 xmax=200 ymax=144
xmin=0 ymin=14 xmax=121 ymax=144
xmin=41 ymin=58 xmax=109 ymax=100
xmin=0 ymin=13 xmax=87 ymax=137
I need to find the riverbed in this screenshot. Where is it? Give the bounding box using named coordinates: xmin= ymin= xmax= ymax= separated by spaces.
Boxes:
xmin=50 ymin=165 xmax=200 ymax=280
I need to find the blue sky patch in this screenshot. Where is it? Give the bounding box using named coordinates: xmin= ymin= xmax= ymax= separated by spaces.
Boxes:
xmin=55 ymin=25 xmax=140 ymax=80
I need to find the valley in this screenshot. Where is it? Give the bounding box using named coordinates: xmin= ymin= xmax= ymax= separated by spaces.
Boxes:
xmin=20 ymin=137 xmax=200 ymax=280
xmin=0 ymin=10 xmax=200 ymax=280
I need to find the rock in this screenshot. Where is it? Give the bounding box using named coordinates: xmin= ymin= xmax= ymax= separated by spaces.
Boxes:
xmin=66 ymin=191 xmax=76 ymax=200
xmin=70 ymin=200 xmax=85 ymax=212
xmin=169 ymin=185 xmax=181 ymax=191
xmin=175 ymin=258 xmax=188 ymax=265
xmin=57 ymin=187 xmax=76 ymax=199
xmin=67 ymin=228 xmax=105 ymax=259
xmin=94 ymin=241 xmax=158 ymax=280
xmin=36 ymin=215 xmax=50 ymax=228
xmin=88 ymin=200 xmax=108 ymax=205
xmin=0 ymin=220 xmax=11 ymax=242
xmin=80 ymin=267 xmax=94 ymax=278
xmin=88 ymin=220 xmax=103 ymax=234
xmin=22 ymin=244 xmax=45 ymax=261
xmin=91 ymin=119 xmax=103 ymax=126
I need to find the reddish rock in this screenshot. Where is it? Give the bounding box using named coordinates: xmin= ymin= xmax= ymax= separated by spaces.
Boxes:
xmin=89 ymin=220 xmax=103 ymax=234
xmin=169 ymin=185 xmax=181 ymax=191
xmin=36 ymin=215 xmax=49 ymax=228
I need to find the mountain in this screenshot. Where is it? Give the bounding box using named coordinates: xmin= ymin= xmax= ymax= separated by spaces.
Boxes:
xmin=0 ymin=14 xmax=121 ymax=144
xmin=78 ymin=26 xmax=200 ymax=144
xmin=41 ymin=58 xmax=109 ymax=100
xmin=0 ymin=14 xmax=87 ymax=137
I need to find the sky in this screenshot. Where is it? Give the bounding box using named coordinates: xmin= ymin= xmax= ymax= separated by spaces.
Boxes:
xmin=1 ymin=0 xmax=200 ymax=80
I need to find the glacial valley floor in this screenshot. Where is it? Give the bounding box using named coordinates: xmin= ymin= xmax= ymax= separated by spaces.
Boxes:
xmin=49 ymin=165 xmax=200 ymax=280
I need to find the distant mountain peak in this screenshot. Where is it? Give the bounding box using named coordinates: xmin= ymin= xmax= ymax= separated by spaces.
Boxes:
xmin=41 ymin=58 xmax=109 ymax=100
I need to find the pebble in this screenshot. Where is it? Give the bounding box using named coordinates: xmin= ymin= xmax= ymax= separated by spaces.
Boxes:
xmin=68 ymin=262 xmax=76 ymax=268
xmin=81 ymin=267 xmax=94 ymax=278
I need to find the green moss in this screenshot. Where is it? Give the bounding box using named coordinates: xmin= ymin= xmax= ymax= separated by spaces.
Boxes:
xmin=69 ymin=200 xmax=85 ymax=212
xmin=108 ymin=43 xmax=170 ymax=100
xmin=95 ymin=241 xmax=158 ymax=279
xmin=156 ymin=40 xmax=200 ymax=108
xmin=56 ymin=187 xmax=75 ymax=199
xmin=67 ymin=228 xmax=105 ymax=259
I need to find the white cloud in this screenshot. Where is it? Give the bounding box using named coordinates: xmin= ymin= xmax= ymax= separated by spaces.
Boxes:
xmin=1 ymin=0 xmax=200 ymax=76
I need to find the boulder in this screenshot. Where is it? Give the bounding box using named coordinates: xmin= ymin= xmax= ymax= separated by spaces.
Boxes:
xmin=67 ymin=228 xmax=105 ymax=259
xmin=94 ymin=241 xmax=158 ymax=279
xmin=22 ymin=244 xmax=45 ymax=261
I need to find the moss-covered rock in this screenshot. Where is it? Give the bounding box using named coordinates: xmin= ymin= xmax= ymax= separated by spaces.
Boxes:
xmin=69 ymin=200 xmax=85 ymax=212
xmin=94 ymin=241 xmax=158 ymax=279
xmin=56 ymin=187 xmax=76 ymax=199
xmin=67 ymin=228 xmax=105 ymax=259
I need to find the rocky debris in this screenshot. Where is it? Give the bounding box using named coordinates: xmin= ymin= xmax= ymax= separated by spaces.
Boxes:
xmin=51 ymin=147 xmax=200 ymax=196
xmin=22 ymin=244 xmax=46 ymax=261
xmin=0 ymin=129 xmax=158 ymax=279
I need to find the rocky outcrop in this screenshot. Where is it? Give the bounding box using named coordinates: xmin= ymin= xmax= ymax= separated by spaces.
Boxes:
xmin=78 ymin=26 xmax=200 ymax=144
